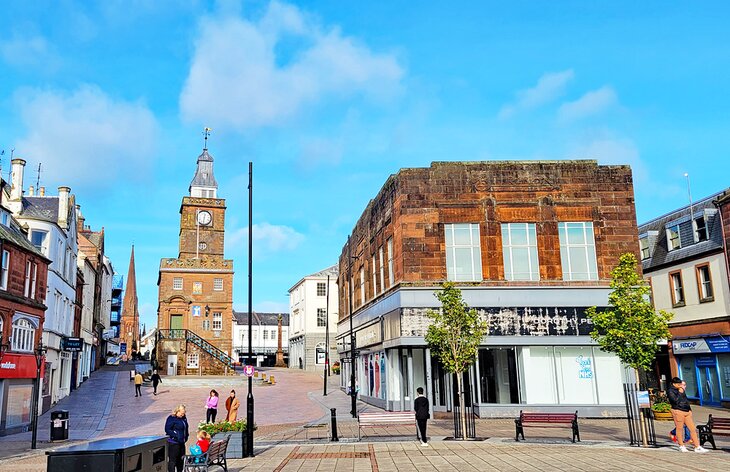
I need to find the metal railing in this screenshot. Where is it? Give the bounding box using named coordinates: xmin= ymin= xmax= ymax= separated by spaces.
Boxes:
xmin=623 ymin=383 xmax=657 ymax=446
xmin=158 ymin=329 xmax=234 ymax=369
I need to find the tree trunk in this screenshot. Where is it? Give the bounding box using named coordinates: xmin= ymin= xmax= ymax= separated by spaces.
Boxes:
xmin=635 ymin=368 xmax=648 ymax=447
xmin=455 ymin=372 xmax=467 ymax=440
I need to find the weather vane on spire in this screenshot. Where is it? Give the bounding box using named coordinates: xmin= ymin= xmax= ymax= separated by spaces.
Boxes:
xmin=203 ymin=127 xmax=212 ymax=150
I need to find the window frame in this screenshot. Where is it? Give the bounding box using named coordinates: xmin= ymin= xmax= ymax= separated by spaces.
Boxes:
xmin=30 ymin=230 xmax=47 ymax=254
xmin=501 ymin=223 xmax=540 ymax=281
xmin=693 ymin=217 xmax=708 ymax=242
xmin=666 ymin=224 xmax=681 ymax=251
xmin=213 ymin=278 xmax=223 ymax=291
xmin=371 ymin=254 xmax=377 ymax=297
xmin=695 ymin=263 xmax=714 ymax=303
xmin=1 ymin=250 xmax=9 ymax=290
xmin=212 ymin=312 xmax=222 ymax=331
xmin=378 ymin=246 xmax=385 ymax=292
xmin=316 ymin=308 xmax=327 ymax=327
xmin=316 ymin=282 xmax=326 ymax=297
xmin=187 ymin=352 xmax=199 ymax=369
xmin=30 ymin=263 xmax=38 ymax=300
xmin=23 ymin=261 xmax=32 ymax=298
xmin=387 ymin=238 xmax=394 ymax=286
xmin=11 ymin=318 xmax=35 ymax=352
xmin=173 ymin=278 xmax=183 ymax=290
xmin=444 ymin=223 xmax=483 ymax=282
xmin=359 ymin=267 xmax=365 ymax=305
xmin=669 ymin=270 xmax=685 ymax=307
xmin=639 ymin=237 xmax=650 ymax=260
xmin=558 ymin=222 xmax=599 ymax=281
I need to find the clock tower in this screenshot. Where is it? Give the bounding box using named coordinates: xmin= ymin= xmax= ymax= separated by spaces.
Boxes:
xmin=156 ymin=145 xmax=235 ymax=375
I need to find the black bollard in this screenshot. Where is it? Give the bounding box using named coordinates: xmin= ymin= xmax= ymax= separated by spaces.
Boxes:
xmin=330 ymin=408 xmax=339 ymax=442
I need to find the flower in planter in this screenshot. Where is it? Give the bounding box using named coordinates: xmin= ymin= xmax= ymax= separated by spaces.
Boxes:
xmin=651 ymin=401 xmax=672 ymax=413
xmin=197 ymin=419 xmax=257 ymax=436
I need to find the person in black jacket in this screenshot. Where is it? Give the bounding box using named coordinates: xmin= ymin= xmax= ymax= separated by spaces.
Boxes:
xmin=151 ymin=370 xmax=162 ymax=396
xmin=165 ymin=404 xmax=190 ymax=472
xmin=667 ymin=377 xmax=706 ymax=453
xmin=414 ymin=387 xmax=430 ymax=446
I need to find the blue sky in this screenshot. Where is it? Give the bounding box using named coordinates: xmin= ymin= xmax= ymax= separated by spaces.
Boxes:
xmin=1 ymin=1 xmax=729 ymax=330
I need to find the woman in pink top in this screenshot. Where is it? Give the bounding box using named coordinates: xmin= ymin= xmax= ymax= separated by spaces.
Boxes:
xmin=205 ymin=390 xmax=219 ymax=423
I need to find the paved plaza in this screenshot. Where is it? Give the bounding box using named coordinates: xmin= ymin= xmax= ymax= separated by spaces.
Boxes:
xmin=0 ymin=365 xmax=727 ymax=471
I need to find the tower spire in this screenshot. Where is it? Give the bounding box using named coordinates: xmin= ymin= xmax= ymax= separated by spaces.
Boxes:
xmin=121 ymin=245 xmax=140 ymax=354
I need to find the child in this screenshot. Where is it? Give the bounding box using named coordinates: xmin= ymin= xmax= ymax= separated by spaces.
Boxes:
xmin=189 ymin=430 xmax=211 ymax=463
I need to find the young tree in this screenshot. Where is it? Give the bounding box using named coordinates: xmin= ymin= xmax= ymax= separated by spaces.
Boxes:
xmin=586 ymin=252 xmax=673 ymax=445
xmin=425 ymin=282 xmax=488 ymax=439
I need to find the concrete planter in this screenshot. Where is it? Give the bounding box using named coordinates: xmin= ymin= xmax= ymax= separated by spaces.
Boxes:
xmin=212 ymin=431 xmax=249 ymax=458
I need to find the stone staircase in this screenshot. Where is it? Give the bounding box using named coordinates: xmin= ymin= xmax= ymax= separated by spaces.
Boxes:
xmin=157 ymin=329 xmax=235 ymax=370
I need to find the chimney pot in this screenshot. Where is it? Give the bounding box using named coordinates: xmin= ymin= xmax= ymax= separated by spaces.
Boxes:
xmin=58 ymin=186 xmax=71 ymax=229
xmin=28 ymin=185 xmax=35 ymax=196
xmin=39 ymin=187 xmax=45 ymax=196
xmin=10 ymin=159 xmax=26 ymax=201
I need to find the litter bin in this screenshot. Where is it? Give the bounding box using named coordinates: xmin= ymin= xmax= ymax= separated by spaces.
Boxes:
xmin=46 ymin=436 xmax=167 ymax=472
xmin=50 ymin=410 xmax=69 ymax=441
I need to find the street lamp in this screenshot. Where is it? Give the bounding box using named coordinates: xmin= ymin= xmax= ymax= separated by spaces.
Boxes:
xmin=31 ymin=341 xmax=47 ymax=449
xmin=246 ymin=162 xmax=254 ymax=457
xmin=347 ymin=236 xmax=357 ymax=418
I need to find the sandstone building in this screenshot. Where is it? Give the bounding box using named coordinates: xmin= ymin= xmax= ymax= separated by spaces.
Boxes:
xmin=337 ymin=160 xmax=640 ymax=416
xmin=156 ymin=146 xmax=234 ymax=375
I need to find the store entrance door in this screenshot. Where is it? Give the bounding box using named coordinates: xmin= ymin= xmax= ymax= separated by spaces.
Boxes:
xmin=697 ymin=356 xmax=720 ymax=406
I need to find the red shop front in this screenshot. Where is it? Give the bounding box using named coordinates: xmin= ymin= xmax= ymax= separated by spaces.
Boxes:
xmin=0 ymin=353 xmax=45 ymax=436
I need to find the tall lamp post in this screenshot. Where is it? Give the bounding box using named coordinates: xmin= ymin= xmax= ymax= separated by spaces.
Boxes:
xmin=348 ymin=236 xmax=357 ymax=418
xmin=246 ymin=162 xmax=254 ymax=457
xmin=31 ymin=341 xmax=47 ymax=449
xmin=323 ymin=275 xmax=330 ymax=396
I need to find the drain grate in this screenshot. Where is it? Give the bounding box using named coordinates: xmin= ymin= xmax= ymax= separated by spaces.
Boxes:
xmin=291 ymin=452 xmax=370 ymax=459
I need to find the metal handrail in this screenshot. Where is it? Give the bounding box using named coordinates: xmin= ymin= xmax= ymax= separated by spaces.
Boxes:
xmin=158 ymin=329 xmax=234 ymax=369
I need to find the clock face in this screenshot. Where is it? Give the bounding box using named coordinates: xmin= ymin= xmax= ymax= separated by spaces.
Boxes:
xmin=197 ymin=210 xmax=212 ymax=226
xmin=198 ymin=242 xmax=208 ymax=251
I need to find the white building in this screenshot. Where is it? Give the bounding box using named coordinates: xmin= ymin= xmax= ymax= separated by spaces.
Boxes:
xmin=139 ymin=327 xmax=157 ymax=358
xmin=288 ymin=265 xmax=339 ymax=371
xmin=6 ymin=158 xmax=78 ymax=410
xmin=232 ymin=312 xmax=288 ymax=367
xmin=77 ymin=254 xmax=95 ymax=386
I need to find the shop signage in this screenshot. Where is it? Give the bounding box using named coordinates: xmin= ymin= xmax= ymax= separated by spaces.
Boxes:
xmin=672 ymin=337 xmax=730 ymax=354
xmin=636 ymin=390 xmax=650 ymax=408
xmin=242 ymin=365 xmax=255 ymax=377
xmin=696 ymin=356 xmax=717 ymax=368
xmin=191 ymin=305 xmax=201 ymax=317
xmin=0 ymin=354 xmax=44 ymax=379
xmin=120 ymin=342 xmax=127 ymax=354
xmin=706 ymin=337 xmax=730 ymax=353
xmin=62 ymin=337 xmax=83 ymax=352
xmin=356 ymin=322 xmax=382 ymax=348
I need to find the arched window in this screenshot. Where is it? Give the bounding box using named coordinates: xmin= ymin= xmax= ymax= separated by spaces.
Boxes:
xmin=11 ymin=318 xmax=35 ymax=352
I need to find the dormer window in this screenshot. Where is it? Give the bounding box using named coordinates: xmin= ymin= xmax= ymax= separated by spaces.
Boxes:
xmin=639 ymin=237 xmax=650 ymax=260
xmin=667 ymin=224 xmax=681 ymax=251
xmin=693 ymin=216 xmax=708 ymax=242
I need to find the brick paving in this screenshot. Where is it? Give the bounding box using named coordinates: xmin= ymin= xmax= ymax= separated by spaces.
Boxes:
xmin=0 ymin=364 xmax=728 ymax=471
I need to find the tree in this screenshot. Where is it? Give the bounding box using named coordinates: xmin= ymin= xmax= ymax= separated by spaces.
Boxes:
xmin=425 ymin=282 xmax=488 ymax=439
xmin=586 ymin=252 xmax=673 ymax=446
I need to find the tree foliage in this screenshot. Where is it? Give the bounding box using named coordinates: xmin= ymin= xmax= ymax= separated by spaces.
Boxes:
xmin=586 ymin=253 xmax=673 ymax=370
xmin=425 ymin=282 xmax=488 ymax=374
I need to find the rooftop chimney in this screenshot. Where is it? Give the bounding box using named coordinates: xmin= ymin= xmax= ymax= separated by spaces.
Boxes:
xmin=10 ymin=159 xmax=25 ymax=201
xmin=76 ymin=204 xmax=85 ymax=233
xmin=28 ymin=185 xmax=35 ymax=196
xmin=58 ymin=186 xmax=70 ymax=229
xmin=39 ymin=187 xmax=45 ymax=197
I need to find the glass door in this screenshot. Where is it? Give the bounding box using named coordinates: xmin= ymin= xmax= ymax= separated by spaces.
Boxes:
xmin=698 ymin=363 xmax=721 ymax=405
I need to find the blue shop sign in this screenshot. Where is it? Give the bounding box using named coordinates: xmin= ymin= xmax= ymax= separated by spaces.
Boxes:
xmin=696 ymin=356 xmax=717 ymax=368
xmin=706 ymin=337 xmax=730 ymax=353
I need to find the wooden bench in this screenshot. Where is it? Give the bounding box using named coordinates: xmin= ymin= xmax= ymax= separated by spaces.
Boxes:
xmin=515 ymin=411 xmax=580 ymax=443
xmin=358 ymin=411 xmax=416 ymax=440
xmin=183 ymin=436 xmax=230 ymax=471
xmin=698 ymin=414 xmax=730 ymax=450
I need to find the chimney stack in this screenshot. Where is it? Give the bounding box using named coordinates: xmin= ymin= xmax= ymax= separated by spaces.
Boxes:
xmin=28 ymin=185 xmax=35 ymax=196
xmin=58 ymin=186 xmax=71 ymax=229
xmin=10 ymin=159 xmax=26 ymax=201
xmin=76 ymin=204 xmax=85 ymax=233
xmin=39 ymin=187 xmax=45 ymax=197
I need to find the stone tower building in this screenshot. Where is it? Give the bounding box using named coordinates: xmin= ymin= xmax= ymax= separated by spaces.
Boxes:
xmin=120 ymin=246 xmax=139 ymax=355
xmin=156 ymin=146 xmax=235 ymax=375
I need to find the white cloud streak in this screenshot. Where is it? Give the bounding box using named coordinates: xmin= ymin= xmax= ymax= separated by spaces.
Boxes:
xmin=0 ymin=33 xmax=59 ymax=69
xmin=180 ymin=0 xmax=403 ymax=130
xmin=499 ymin=69 xmax=574 ymax=119
xmin=558 ymin=86 xmax=617 ymax=122
xmin=227 ymin=222 xmax=305 ymax=255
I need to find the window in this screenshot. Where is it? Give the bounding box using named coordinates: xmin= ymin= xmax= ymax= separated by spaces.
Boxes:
xmin=387 ymin=238 xmax=394 ymax=286
xmin=263 ymin=330 xmax=268 ymax=340
xmin=667 ymin=224 xmax=681 ymax=250
xmin=57 ymin=240 xmax=64 ymax=273
xmin=378 ymin=247 xmax=385 ymax=292
xmin=669 ymin=270 xmax=685 ymax=307
xmin=193 ymin=282 xmax=202 ymax=294
xmin=316 ymin=282 xmax=326 ymax=296
xmin=695 ymin=263 xmax=714 ymax=302
xmin=558 ymin=222 xmax=598 ymax=281
xmin=213 ymin=278 xmax=223 ymax=291
xmin=271 ymin=329 xmax=276 ymax=340
xmin=187 ymin=353 xmax=199 ymax=368
xmin=639 ymin=237 xmax=650 ymax=260
xmin=694 ymin=217 xmax=708 ymax=242
xmin=501 ymin=223 xmax=539 ymax=281
xmin=173 ymin=278 xmax=183 ymax=290
xmin=359 ymin=268 xmax=365 ymax=305
xmin=317 ymin=308 xmax=327 ymax=327
xmin=11 ymin=318 xmax=35 ymax=352
xmin=1 ymin=250 xmax=9 ymax=290
xmin=445 ymin=223 xmax=483 ymax=282
xmin=202 ymin=320 xmax=210 ymax=331
xmin=372 ymin=255 xmax=377 ymax=297
xmin=30 ymin=230 xmax=47 ymax=254
xmin=253 ymin=330 xmax=258 ymax=340
xmin=24 ymin=261 xmax=32 ymax=297
xmin=212 ymin=312 xmax=222 ymax=330
xmin=30 ymin=263 xmax=38 ymax=300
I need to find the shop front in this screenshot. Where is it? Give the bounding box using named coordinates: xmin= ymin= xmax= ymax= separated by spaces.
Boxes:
xmin=672 ymin=336 xmax=730 ymax=407
xmin=0 ymin=353 xmax=44 ymax=436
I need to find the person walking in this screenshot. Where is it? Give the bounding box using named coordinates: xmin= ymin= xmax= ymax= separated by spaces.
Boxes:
xmin=164 ymin=404 xmax=189 ymax=472
xmin=151 ymin=370 xmax=162 ymax=396
xmin=225 ymin=390 xmax=240 ymax=422
xmin=414 ymin=387 xmax=430 ymax=446
xmin=205 ymin=390 xmax=219 ymax=423
xmin=134 ymin=372 xmax=143 ymax=397
xmin=668 ymin=377 xmax=707 ymax=453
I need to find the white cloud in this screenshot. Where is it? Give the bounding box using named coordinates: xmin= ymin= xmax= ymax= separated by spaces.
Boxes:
xmin=0 ymin=33 xmax=59 ymax=69
xmin=499 ymin=69 xmax=574 ymax=119
xmin=569 ymin=136 xmax=647 ymax=182
xmin=227 ymin=222 xmax=305 ymax=254
xmin=179 ymin=0 xmax=403 ymax=130
xmin=14 ymin=85 xmax=157 ymax=188
xmin=558 ymin=86 xmax=617 ymax=122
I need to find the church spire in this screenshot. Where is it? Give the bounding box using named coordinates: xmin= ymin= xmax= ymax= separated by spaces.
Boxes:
xmin=189 ymin=128 xmax=218 ymax=198
xmin=121 ymin=245 xmax=140 ymax=353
